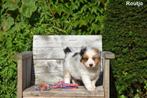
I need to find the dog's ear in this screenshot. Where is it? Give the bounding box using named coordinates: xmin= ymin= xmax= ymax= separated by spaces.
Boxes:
xmin=93 ymin=48 xmax=101 ymax=55
xmin=64 ymin=47 xmax=71 ymax=54
xmin=80 ymin=47 xmax=87 ymax=56
xmin=93 ymin=48 xmax=99 ymax=53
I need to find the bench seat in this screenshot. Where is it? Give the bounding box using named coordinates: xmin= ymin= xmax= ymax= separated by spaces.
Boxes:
xmin=23 ymin=85 xmax=104 ymax=98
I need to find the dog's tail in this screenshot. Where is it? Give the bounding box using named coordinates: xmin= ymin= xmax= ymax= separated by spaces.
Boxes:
xmin=64 ymin=47 xmax=72 ymax=54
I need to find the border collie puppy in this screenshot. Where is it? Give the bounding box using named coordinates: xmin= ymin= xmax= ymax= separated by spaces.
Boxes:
xmin=63 ymin=47 xmax=101 ymax=91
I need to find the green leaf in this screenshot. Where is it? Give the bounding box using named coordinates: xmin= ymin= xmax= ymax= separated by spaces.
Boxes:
xmin=2 ymin=16 xmax=14 ymax=31
xmin=119 ymin=95 xmax=127 ymax=98
xmin=3 ymin=0 xmax=20 ymax=11
xmin=19 ymin=0 xmax=37 ymax=18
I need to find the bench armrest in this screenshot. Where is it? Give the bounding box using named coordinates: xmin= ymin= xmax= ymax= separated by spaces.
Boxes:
xmin=17 ymin=51 xmax=33 ymax=98
xmin=103 ymin=51 xmax=115 ymax=59
xmin=102 ymin=51 xmax=115 ymax=98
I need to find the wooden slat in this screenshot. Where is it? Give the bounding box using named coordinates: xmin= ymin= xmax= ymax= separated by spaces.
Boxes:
xmin=17 ymin=51 xmax=33 ymax=98
xmin=103 ymin=59 xmax=110 ymax=98
xmin=33 ymin=47 xmax=102 ymax=60
xmin=26 ymin=58 xmax=33 ymax=87
xmin=33 ymin=41 xmax=102 ymax=48
xmin=33 ymin=35 xmax=102 ymax=49
xmin=17 ymin=53 xmax=23 ymax=98
xmin=23 ymin=85 xmax=104 ymax=98
xmin=22 ymin=53 xmax=33 ymax=89
xmin=34 ymin=60 xmax=63 ymax=74
xmin=33 ymin=35 xmax=102 ymax=59
xmin=33 ymin=60 xmax=63 ymax=84
xmin=33 ymin=35 xmax=102 ymax=43
xmin=33 ymin=48 xmax=65 ymax=60
xmin=34 ymin=66 xmax=63 ymax=74
xmin=24 ymin=96 xmax=104 ymax=98
xmin=23 ymin=59 xmax=27 ymax=90
xmin=103 ymin=51 xmax=115 ymax=59
xmin=34 ymin=72 xmax=63 ymax=84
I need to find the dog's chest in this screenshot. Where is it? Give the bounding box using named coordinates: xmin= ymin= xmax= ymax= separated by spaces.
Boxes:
xmin=70 ymin=67 xmax=98 ymax=81
xmin=89 ymin=71 xmax=98 ymax=80
xmin=69 ymin=65 xmax=81 ymax=80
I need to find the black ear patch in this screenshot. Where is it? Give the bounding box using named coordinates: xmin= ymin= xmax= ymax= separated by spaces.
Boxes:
xmin=80 ymin=47 xmax=87 ymax=56
xmin=64 ymin=47 xmax=72 ymax=54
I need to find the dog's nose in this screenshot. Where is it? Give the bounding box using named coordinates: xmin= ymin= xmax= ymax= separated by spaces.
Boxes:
xmin=89 ymin=64 xmax=93 ymax=67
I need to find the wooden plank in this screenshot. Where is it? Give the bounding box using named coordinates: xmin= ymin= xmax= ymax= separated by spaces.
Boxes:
xmin=103 ymin=59 xmax=110 ymax=98
xmin=34 ymin=60 xmax=63 ymax=84
xmin=33 ymin=41 xmax=102 ymax=48
xmin=23 ymin=85 xmax=104 ymax=98
xmin=33 ymin=47 xmax=102 ymax=59
xmin=34 ymin=60 xmax=63 ymax=74
xmin=34 ymin=66 xmax=63 ymax=74
xmin=26 ymin=56 xmax=33 ymax=88
xmin=17 ymin=53 xmax=23 ymax=98
xmin=22 ymin=53 xmax=33 ymax=90
xmin=33 ymin=35 xmax=102 ymax=59
xmin=17 ymin=51 xmax=33 ymax=98
xmin=34 ymin=72 xmax=63 ymax=84
xmin=23 ymin=96 xmax=104 ymax=98
xmin=103 ymin=51 xmax=115 ymax=59
xmin=23 ymin=58 xmax=27 ymax=90
xmin=33 ymin=60 xmax=64 ymax=84
xmin=33 ymin=48 xmax=65 ymax=59
xmin=24 ymin=97 xmax=104 ymax=98
xmin=33 ymin=35 xmax=102 ymax=50
xmin=33 ymin=35 xmax=102 ymax=43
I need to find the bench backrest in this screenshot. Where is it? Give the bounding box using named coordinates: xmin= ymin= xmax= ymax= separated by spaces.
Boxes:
xmin=33 ymin=35 xmax=102 ymax=84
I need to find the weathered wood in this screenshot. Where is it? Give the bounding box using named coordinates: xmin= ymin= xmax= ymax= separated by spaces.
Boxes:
xmin=33 ymin=40 xmax=102 ymax=48
xmin=33 ymin=60 xmax=64 ymax=84
xmin=103 ymin=59 xmax=110 ymax=98
xmin=103 ymin=51 xmax=115 ymax=59
xmin=24 ymin=96 xmax=104 ymax=98
xmin=34 ymin=60 xmax=63 ymax=74
xmin=17 ymin=53 xmax=23 ymax=98
xmin=17 ymin=51 xmax=33 ymax=98
xmin=33 ymin=47 xmax=103 ymax=60
xmin=33 ymin=35 xmax=102 ymax=48
xmin=33 ymin=35 xmax=102 ymax=60
xmin=23 ymin=85 xmax=104 ymax=98
xmin=33 ymin=48 xmax=65 ymax=60
xmin=34 ymin=72 xmax=63 ymax=84
xmin=103 ymin=51 xmax=115 ymax=98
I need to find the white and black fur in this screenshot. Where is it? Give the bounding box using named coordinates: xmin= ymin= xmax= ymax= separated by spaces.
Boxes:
xmin=63 ymin=47 xmax=101 ymax=91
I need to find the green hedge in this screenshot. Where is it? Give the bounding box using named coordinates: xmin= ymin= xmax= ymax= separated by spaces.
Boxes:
xmin=0 ymin=0 xmax=106 ymax=97
xmin=103 ymin=0 xmax=147 ymax=97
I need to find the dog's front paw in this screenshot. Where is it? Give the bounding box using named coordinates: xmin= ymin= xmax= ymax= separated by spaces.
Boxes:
xmin=64 ymin=79 xmax=70 ymax=84
xmin=88 ymin=87 xmax=98 ymax=95
xmin=86 ymin=86 xmax=96 ymax=92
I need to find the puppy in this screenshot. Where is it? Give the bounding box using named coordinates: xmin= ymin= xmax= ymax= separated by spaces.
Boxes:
xmin=63 ymin=47 xmax=101 ymax=91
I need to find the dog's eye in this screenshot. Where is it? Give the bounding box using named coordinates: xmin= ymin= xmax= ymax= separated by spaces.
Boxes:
xmin=92 ymin=57 xmax=99 ymax=60
xmin=83 ymin=58 xmax=88 ymax=61
xmin=92 ymin=57 xmax=96 ymax=60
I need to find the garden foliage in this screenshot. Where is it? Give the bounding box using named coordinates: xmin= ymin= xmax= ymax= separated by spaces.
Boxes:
xmin=103 ymin=0 xmax=147 ymax=97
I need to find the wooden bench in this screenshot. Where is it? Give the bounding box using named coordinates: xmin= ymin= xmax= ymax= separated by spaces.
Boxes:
xmin=17 ymin=35 xmax=115 ymax=98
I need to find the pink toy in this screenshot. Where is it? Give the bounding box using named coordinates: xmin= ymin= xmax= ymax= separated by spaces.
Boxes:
xmin=38 ymin=81 xmax=79 ymax=91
